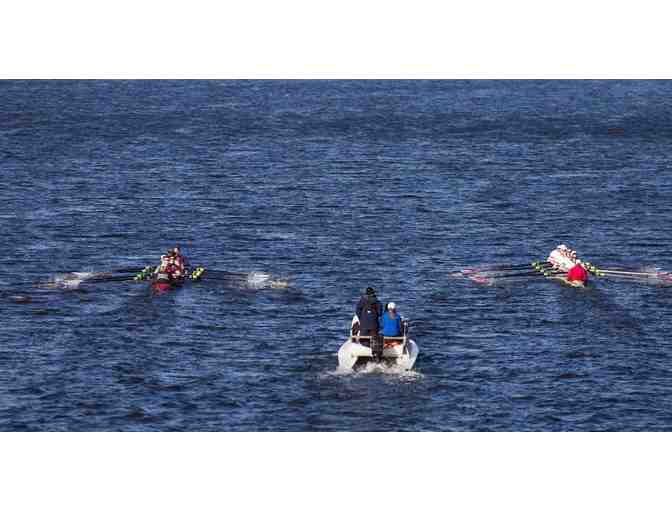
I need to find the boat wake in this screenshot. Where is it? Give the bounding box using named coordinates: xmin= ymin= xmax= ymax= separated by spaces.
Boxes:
xmin=326 ymin=363 xmax=423 ymax=380
xmin=42 ymin=271 xmax=101 ymax=289
xmin=201 ymin=270 xmax=291 ymax=290
xmin=36 ymin=268 xmax=292 ymax=292
xmin=245 ymin=271 xmax=290 ymax=290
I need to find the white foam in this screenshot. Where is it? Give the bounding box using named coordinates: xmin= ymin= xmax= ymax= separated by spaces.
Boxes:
xmin=255 ymin=230 xmax=297 ymax=240
xmin=246 ymin=271 xmax=272 ymax=288
xmin=60 ymin=279 xmax=83 ymax=289
xmin=356 ymin=362 xmax=423 ymax=378
xmin=323 ymin=363 xmax=423 ymax=380
xmin=244 ymin=272 xmax=290 ymax=290
xmin=46 ymin=271 xmax=98 ymax=289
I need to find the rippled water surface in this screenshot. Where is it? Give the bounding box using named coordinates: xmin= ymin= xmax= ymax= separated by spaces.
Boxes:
xmin=2 ymin=80 xmax=672 ymax=431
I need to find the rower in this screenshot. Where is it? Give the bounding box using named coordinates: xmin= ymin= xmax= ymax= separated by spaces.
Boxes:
xmin=172 ymin=246 xmax=186 ymax=266
xmin=547 ymin=244 xmax=575 ymax=271
xmin=154 ymin=249 xmax=183 ymax=279
xmin=171 ymin=246 xmax=187 ymax=276
xmin=154 ymin=254 xmax=170 ymax=275
xmin=566 ymin=259 xmax=589 ymax=286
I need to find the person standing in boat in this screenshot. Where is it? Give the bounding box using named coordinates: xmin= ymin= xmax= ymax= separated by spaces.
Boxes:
xmin=356 ymin=287 xmax=383 ymax=336
xmin=381 ymin=302 xmax=402 ymax=337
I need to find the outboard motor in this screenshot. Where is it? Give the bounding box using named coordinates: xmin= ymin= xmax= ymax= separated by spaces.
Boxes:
xmin=371 ymin=332 xmax=384 ymax=361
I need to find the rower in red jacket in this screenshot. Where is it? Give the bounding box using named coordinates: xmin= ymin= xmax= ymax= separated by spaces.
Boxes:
xmin=566 ymin=260 xmax=589 ymax=286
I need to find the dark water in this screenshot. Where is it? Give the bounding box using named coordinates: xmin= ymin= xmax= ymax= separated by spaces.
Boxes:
xmin=2 ymin=80 xmax=672 ymax=431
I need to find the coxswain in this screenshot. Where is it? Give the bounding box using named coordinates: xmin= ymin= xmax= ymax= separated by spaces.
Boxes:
xmin=566 ymin=259 xmax=589 ymax=286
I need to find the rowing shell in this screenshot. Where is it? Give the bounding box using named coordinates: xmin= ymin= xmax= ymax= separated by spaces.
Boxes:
xmin=547 ymin=276 xmax=586 ymax=288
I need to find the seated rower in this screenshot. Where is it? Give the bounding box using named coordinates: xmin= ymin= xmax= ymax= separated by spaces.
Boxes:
xmin=154 ymin=254 xmax=170 ymax=275
xmin=169 ymin=257 xmax=183 ymax=279
xmin=171 ymin=245 xmax=187 ymax=272
xmin=165 ymin=258 xmax=181 ymax=279
xmin=566 ymin=259 xmax=589 ymax=286
xmin=381 ymin=302 xmax=402 ymax=337
xmin=154 ymin=249 xmax=184 ymax=279
xmin=547 ymin=244 xmax=577 ymax=272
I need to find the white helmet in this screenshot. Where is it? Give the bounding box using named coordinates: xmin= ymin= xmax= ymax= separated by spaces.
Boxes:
xmin=557 ymin=244 xmax=568 ymax=250
xmin=388 ymin=302 xmax=396 ymax=310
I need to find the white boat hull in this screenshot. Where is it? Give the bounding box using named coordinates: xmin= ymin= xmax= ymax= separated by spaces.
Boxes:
xmin=337 ymin=314 xmax=419 ymax=371
xmin=338 ymin=337 xmax=419 ymax=371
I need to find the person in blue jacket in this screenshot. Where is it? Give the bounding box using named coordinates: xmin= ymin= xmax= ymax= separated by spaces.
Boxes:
xmin=380 ymin=302 xmax=402 ymax=337
xmin=356 ymin=287 xmax=383 ymax=336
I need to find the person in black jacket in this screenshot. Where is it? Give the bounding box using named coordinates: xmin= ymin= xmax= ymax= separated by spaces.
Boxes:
xmin=355 ymin=287 xmax=383 ymax=336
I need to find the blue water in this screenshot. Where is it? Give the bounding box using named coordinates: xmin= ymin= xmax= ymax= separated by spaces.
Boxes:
xmin=2 ymin=80 xmax=672 ymax=431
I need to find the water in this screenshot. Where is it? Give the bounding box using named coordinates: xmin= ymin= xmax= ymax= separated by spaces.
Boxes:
xmin=1 ymin=80 xmax=672 ymax=431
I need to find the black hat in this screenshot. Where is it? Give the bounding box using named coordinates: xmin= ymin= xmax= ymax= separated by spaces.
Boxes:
xmin=366 ymin=287 xmax=376 ymax=296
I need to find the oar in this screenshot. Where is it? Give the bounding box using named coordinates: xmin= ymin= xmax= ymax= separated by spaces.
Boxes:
xmin=110 ymin=266 xmax=150 ymax=274
xmin=600 ymin=271 xmax=672 ymax=283
xmin=532 ymin=262 xmax=568 ymax=278
xmin=498 ymin=262 xmax=553 ymax=273
xmin=489 ymin=261 xmax=549 ymax=271
xmin=585 ymin=266 xmax=642 ymax=272
xmin=196 ymin=271 xmax=253 ymax=280
xmin=18 ymin=267 xmax=149 ymax=276
xmin=581 ymin=260 xmax=672 ymax=279
xmin=198 ymin=269 xmax=248 ymax=277
xmin=462 ymin=261 xmax=551 ymax=274
xmin=86 ymin=275 xmax=139 ymax=283
xmin=598 ymin=273 xmax=658 ymax=280
xmin=577 ymin=260 xmax=605 ymax=277
xmin=133 ymin=266 xmax=158 ymax=281
xmin=189 ymin=267 xmax=206 ymax=281
xmin=54 ymin=266 xmax=148 ymax=275
xmin=583 ymin=262 xmax=641 ymax=278
xmin=500 ymin=271 xmax=563 ymax=278
xmin=470 ymin=270 xmax=563 ymax=284
xmin=595 ymin=269 xmax=669 ymax=277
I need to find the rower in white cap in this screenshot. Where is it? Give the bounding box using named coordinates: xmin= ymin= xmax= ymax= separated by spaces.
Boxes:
xmin=548 ymin=244 xmax=575 ymax=271
xmin=381 ymin=301 xmax=402 ymax=337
